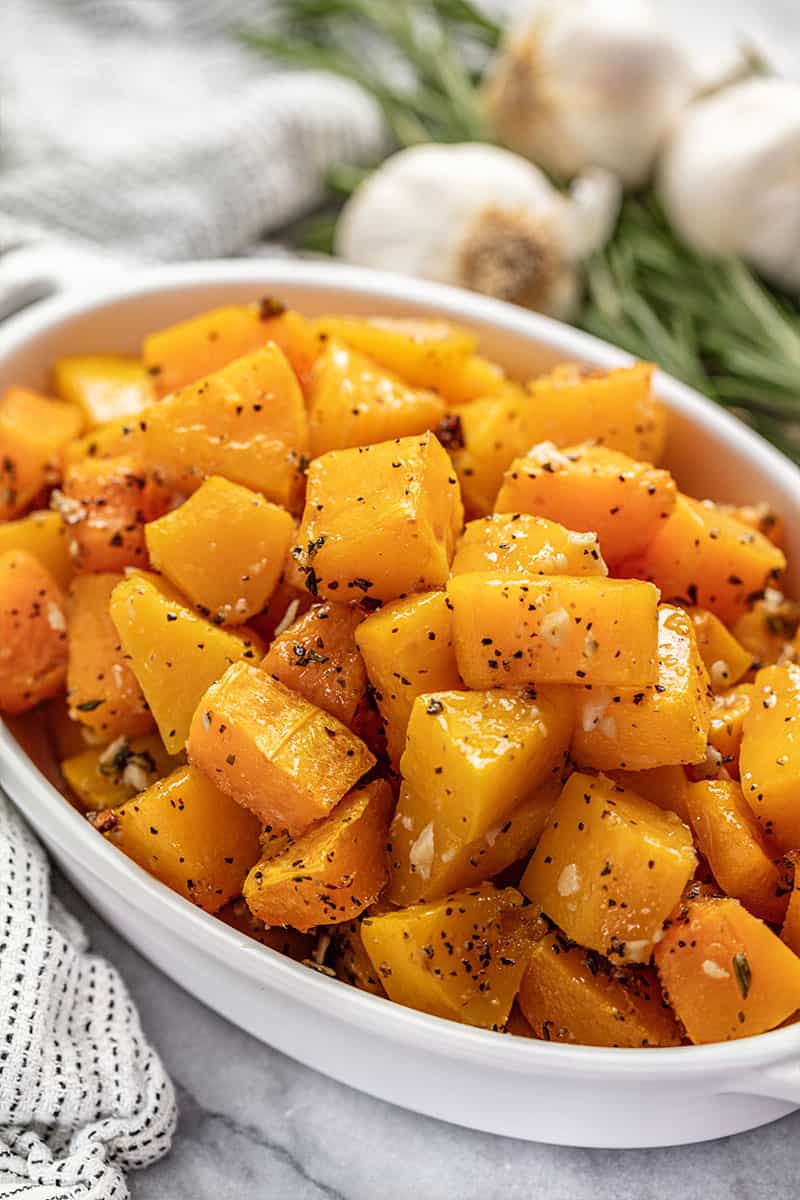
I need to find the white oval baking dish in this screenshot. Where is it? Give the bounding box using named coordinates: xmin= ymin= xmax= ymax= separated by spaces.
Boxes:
xmin=1 ymin=261 xmax=799 ymax=1150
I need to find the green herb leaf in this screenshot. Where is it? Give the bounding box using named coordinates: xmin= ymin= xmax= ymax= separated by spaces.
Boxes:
xmin=733 ymin=952 xmax=752 ymax=1000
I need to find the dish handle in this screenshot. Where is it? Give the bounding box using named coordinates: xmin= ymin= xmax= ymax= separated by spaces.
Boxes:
xmin=728 ymin=1060 xmax=800 ymax=1104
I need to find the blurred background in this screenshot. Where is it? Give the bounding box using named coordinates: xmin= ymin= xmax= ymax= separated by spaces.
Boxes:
xmin=2 ymin=0 xmax=800 ymax=458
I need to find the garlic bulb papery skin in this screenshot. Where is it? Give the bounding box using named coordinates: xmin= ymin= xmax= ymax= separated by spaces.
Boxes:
xmin=482 ymin=0 xmax=694 ymax=188
xmin=657 ymin=78 xmax=800 ymax=293
xmin=334 ymin=144 xmax=620 ymax=320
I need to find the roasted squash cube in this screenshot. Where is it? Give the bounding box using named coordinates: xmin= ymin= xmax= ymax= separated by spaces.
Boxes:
xmin=685 ymin=779 xmax=788 ymax=924
xmin=295 ymin=431 xmax=462 ymax=603
xmin=307 ymin=340 xmax=445 ymax=456
xmin=708 ymin=685 xmax=755 ymax=774
xmin=624 ymin=495 xmax=785 ymax=625
xmin=733 ymin=592 xmax=799 ymax=667
xmin=62 ymin=733 xmax=179 ymax=812
xmin=388 ymin=777 xmax=560 ymax=906
xmin=360 ymin=885 xmax=526 ymax=1028
xmin=0 ymin=386 xmax=83 ymax=519
xmin=243 ymin=779 xmax=393 ymax=931
xmin=109 ymin=572 xmax=261 ymax=753
xmin=145 ymin=475 xmax=294 ymax=624
xmin=495 ymin=442 xmax=677 ymax=565
xmin=451 ymin=389 xmax=539 ymax=516
xmin=521 ymin=772 xmax=696 ymax=962
xmin=518 ymin=931 xmax=681 ymax=1047
xmin=261 ymin=601 xmax=367 ymax=726
xmin=0 ymin=550 xmax=68 ymax=715
xmin=53 ymin=355 xmax=155 ymax=429
xmin=100 ymin=764 xmax=262 ymax=913
xmin=400 ymin=687 xmax=572 ymax=851
xmin=655 ymin=895 xmax=800 ymax=1043
xmin=688 ymin=607 xmax=754 ymax=688
xmin=448 ymin=573 xmax=660 ymax=688
xmin=607 ymin=765 xmax=690 ymax=825
xmin=451 ymin=513 xmax=607 ymax=578
xmin=572 ymin=605 xmax=711 ymax=771
xmin=67 ymin=573 xmax=153 ymax=739
xmin=135 ymin=345 xmax=309 ymax=508
xmin=740 ymin=662 xmax=800 ymax=851
xmin=187 ymin=662 xmax=375 ymax=836
xmin=0 ymin=509 xmax=73 ymax=590
xmin=356 ymin=590 xmax=463 ymax=765
xmin=59 ymin=455 xmax=171 ymax=573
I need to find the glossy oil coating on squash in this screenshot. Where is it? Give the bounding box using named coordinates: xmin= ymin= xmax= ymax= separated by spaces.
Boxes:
xmin=5 ymin=294 xmax=800 ymax=1050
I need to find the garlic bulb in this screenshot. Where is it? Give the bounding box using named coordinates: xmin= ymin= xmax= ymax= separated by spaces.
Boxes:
xmin=335 ymin=143 xmax=620 ymax=319
xmin=657 ymin=77 xmax=800 ymax=293
xmin=482 ymin=0 xmax=694 ymax=188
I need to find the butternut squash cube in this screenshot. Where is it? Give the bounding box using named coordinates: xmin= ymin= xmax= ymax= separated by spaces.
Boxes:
xmin=447 ymin=573 xmax=660 ymax=688
xmin=685 ymin=779 xmax=789 ymax=924
xmin=608 ymin=766 xmax=690 ymax=825
xmin=740 ymin=662 xmax=800 ymax=851
xmin=717 ymin=502 xmax=785 ymax=547
xmin=388 ymin=777 xmax=560 ymax=906
xmin=61 ymin=416 xmax=140 ymax=466
xmin=572 ymin=605 xmax=711 ymax=772
xmin=67 ymin=573 xmax=153 ymax=739
xmin=261 ymin=601 xmax=367 ymax=726
xmin=62 ymin=733 xmax=180 ymax=812
xmin=495 ymin=443 xmax=677 ymax=565
xmin=355 ymin=591 xmax=462 ymax=765
xmin=400 ymin=687 xmax=572 ymax=851
xmin=451 ymin=513 xmax=607 ymax=578
xmin=135 ymin=345 xmax=309 ymax=509
xmin=307 ymin=340 xmax=445 ymax=456
xmin=733 ymin=592 xmax=799 ymax=667
xmin=100 ymin=764 xmax=262 ymax=913
xmin=0 ymin=386 xmax=83 ymax=519
xmin=109 ymin=572 xmax=261 ymax=753
xmin=525 ymin=362 xmax=665 ymax=462
xmin=0 ymin=510 xmax=73 ymax=590
xmin=53 ymin=354 xmax=155 ymax=429
xmin=145 ymin=475 xmax=294 ymax=624
xmin=59 ymin=455 xmax=171 ymax=573
xmin=452 ymin=389 xmax=539 ymax=516
xmin=624 ymin=495 xmax=785 ymax=625
xmin=143 ymin=302 xmax=317 ymax=396
xmin=295 ymin=431 xmax=462 ymax=603
xmin=518 ymin=931 xmax=682 ymax=1047
xmin=360 ymin=885 xmax=526 ymax=1028
xmin=521 ymin=772 xmax=696 ymax=962
xmin=0 ymin=550 xmax=68 ymax=715
xmin=186 ymin=662 xmax=375 ymax=836
xmin=243 ymin=779 xmax=393 ymax=932
xmin=688 ymin=607 xmax=754 ymax=688
xmin=655 ymin=895 xmax=800 ymax=1043
xmin=708 ymin=685 xmax=755 ymax=773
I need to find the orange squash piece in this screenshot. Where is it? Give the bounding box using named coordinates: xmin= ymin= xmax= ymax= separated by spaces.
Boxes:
xmin=261 ymin=601 xmax=367 ymax=726
xmin=295 ymin=431 xmax=463 ymax=603
xmin=307 ymin=340 xmax=445 ymax=456
xmin=655 ymin=895 xmax=800 ymax=1043
xmin=451 ymin=388 xmax=541 ymax=516
xmin=329 ymin=919 xmax=388 ymax=996
xmin=100 ymin=763 xmax=262 ymax=913
xmin=243 ymin=780 xmax=393 ymax=931
xmin=62 ymin=733 xmax=180 ymax=812
xmin=448 ymin=573 xmax=660 ymax=689
xmin=518 ymin=931 xmax=682 ymax=1047
xmin=608 ymin=766 xmax=690 ymax=825
xmin=145 ymin=475 xmax=294 ymax=624
xmin=685 ymin=779 xmax=789 ymax=924
xmin=355 ymin=590 xmax=463 ymax=765
xmin=781 ymin=852 xmax=800 ymax=957
xmin=688 ymin=607 xmax=754 ymax=688
xmin=740 ymin=662 xmax=800 ymax=852
xmin=495 ymin=442 xmax=677 ymax=565
xmin=187 ymin=661 xmax=375 ymax=837
xmin=733 ymin=592 xmax=799 ymax=667
xmin=361 ymin=885 xmax=527 ymax=1029
xmin=451 ymin=513 xmax=606 ymax=578
xmin=66 ymin=573 xmax=154 ymax=740
xmin=707 ymin=685 xmax=755 ymax=774
xmin=0 ymin=550 xmax=68 ymax=715
xmin=53 ymin=355 xmax=155 ymax=429
xmin=0 ymin=386 xmax=83 ymax=519
xmin=58 ymin=455 xmax=171 ymax=573
xmin=572 ymin=605 xmax=711 ymax=772
xmin=521 ymin=772 xmax=696 ymax=962
xmin=0 ymin=509 xmax=73 ymax=591
xmin=623 ymin=495 xmax=786 ymax=625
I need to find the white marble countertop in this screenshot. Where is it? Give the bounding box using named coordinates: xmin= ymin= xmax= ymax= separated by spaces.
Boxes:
xmin=54 ymin=873 xmax=800 ymax=1199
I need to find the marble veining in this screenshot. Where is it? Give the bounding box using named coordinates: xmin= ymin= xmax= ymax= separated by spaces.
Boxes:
xmin=54 ymin=874 xmax=800 ymax=1199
